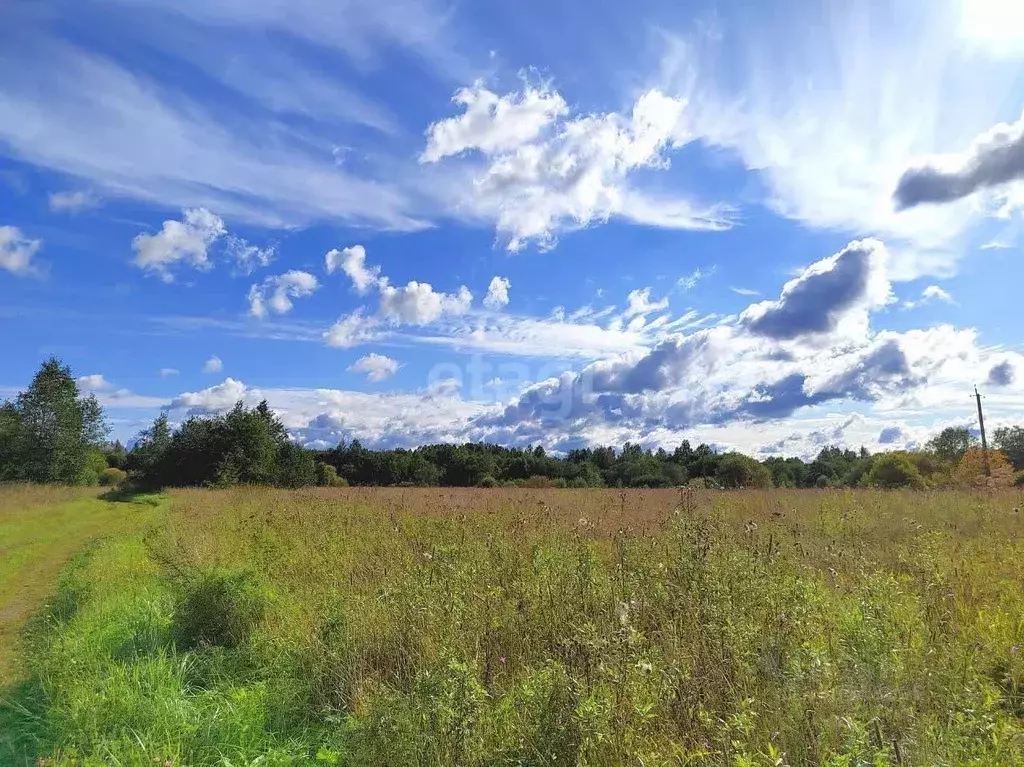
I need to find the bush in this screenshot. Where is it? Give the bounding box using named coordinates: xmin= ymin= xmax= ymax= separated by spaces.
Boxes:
xmin=478 ymin=475 xmax=498 ymax=488
xmin=172 ymin=569 xmax=267 ymax=651
xmin=316 ymin=462 xmax=347 ymax=487
xmin=715 ymin=453 xmax=773 ymax=489
xmin=98 ymin=467 xmax=128 ymax=487
xmin=1015 ymin=471 xmax=1024 ymax=488
xmin=867 ymin=453 xmax=925 ymax=489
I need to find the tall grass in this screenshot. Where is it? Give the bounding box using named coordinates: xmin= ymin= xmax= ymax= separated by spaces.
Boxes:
xmin=4 ymin=487 xmax=1024 ymax=765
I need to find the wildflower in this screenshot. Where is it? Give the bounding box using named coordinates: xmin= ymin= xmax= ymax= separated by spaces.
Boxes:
xmin=637 ymin=660 xmax=653 ymax=672
xmin=1012 ymin=646 xmax=1020 ymax=656
xmin=499 ymin=656 xmax=506 ymax=664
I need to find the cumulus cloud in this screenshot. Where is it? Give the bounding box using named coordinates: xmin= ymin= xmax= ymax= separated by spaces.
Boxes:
xmin=48 ymin=189 xmax=100 ymax=213
xmin=421 ymin=80 xmax=568 ymax=162
xmin=348 ymin=353 xmax=401 ymax=382
xmin=170 ymin=377 xmax=247 ymax=414
xmin=77 ymin=374 xmax=113 ymax=391
xmin=132 ymin=207 xmax=226 ymax=281
xmin=424 ymin=82 xmax=732 ymax=251
xmin=0 ymin=225 xmax=42 ymax=276
xmin=378 ymin=281 xmax=472 ymax=324
xmin=225 ymin=235 xmax=275 ymax=275
xmin=248 ymin=270 xmax=319 ymax=319
xmin=323 ymin=309 xmax=382 ymax=348
xmin=988 ymin=360 xmax=1015 ymax=386
xmin=740 ymin=239 xmax=893 ymax=340
xmin=203 ymin=355 xmax=223 ymax=373
xmin=903 ymin=284 xmax=956 ymax=309
xmin=325 ymin=244 xmax=381 ymax=294
xmin=483 ymin=275 xmax=511 ymax=309
xmin=894 ymin=111 xmax=1024 ymax=210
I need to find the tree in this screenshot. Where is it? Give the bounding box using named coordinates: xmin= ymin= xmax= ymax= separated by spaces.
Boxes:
xmin=993 ymin=426 xmax=1024 ymax=470
xmin=954 ymin=448 xmax=1013 ymax=487
xmin=867 ymin=453 xmax=925 ymax=489
xmin=126 ymin=413 xmax=173 ymax=488
xmin=926 ymin=426 xmax=976 ymax=465
xmin=3 ymin=357 xmax=108 ymax=484
xmin=715 ymin=453 xmax=773 ymax=489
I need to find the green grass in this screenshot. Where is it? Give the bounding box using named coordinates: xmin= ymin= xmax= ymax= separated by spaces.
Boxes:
xmin=0 ymin=486 xmax=164 ymax=686
xmin=3 ymin=487 xmax=1024 ymax=766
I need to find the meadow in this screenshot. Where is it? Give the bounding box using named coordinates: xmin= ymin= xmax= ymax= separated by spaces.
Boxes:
xmin=2 ymin=486 xmax=1024 ymax=766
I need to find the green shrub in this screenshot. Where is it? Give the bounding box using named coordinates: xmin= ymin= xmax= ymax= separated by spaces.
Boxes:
xmin=715 ymin=452 xmax=773 ymax=489
xmin=316 ymin=462 xmax=348 ymax=487
xmin=867 ymin=453 xmax=926 ymax=489
xmin=478 ymin=475 xmax=498 ymax=488
xmin=1014 ymin=470 xmax=1024 ymax=488
xmin=98 ymin=467 xmax=128 ymax=487
xmin=172 ymin=569 xmax=267 ymax=651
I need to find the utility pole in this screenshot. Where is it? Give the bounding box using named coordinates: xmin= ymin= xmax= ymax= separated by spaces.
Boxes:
xmin=975 ymin=385 xmax=990 ymax=476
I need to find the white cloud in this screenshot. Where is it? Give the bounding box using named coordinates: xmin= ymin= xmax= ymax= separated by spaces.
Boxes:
xmin=132 ymin=207 xmax=226 ymax=282
xmin=48 ymin=189 xmax=100 ymax=213
xmin=77 ymin=374 xmax=113 ymax=391
xmin=922 ymin=285 xmax=955 ymax=304
xmin=483 ymin=275 xmax=511 ymax=309
xmin=0 ymin=38 xmax=429 ymax=231
xmin=422 ymin=80 xmax=568 ymax=162
xmin=159 ymin=368 xmax=180 ymax=377
xmin=170 ymin=376 xmax=247 ymax=414
xmin=0 ymin=225 xmax=42 ymax=276
xmin=904 ymin=284 xmax=956 ymax=309
xmin=323 ymin=309 xmax=382 ymax=348
xmin=378 ymin=281 xmax=472 ymax=324
xmin=624 ymin=287 xmax=670 ymax=318
xmin=425 ymin=82 xmax=732 ymax=251
xmin=730 ymin=286 xmax=759 ymax=296
xmin=325 ymin=244 xmax=381 ymax=294
xmin=165 ymin=376 xmax=489 ymax=449
xmin=658 ymin=4 xmax=1024 ymax=275
xmin=225 ymin=236 xmax=275 ymax=275
xmin=348 ymin=353 xmax=401 ymax=382
xmin=677 ymin=266 xmax=712 ymax=291
xmin=203 ymin=355 xmax=223 ymax=373
xmin=248 ymin=270 xmax=320 ymax=319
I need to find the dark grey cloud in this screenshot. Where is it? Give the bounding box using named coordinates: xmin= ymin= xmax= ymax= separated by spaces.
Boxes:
xmin=988 ymin=360 xmax=1015 ymax=387
xmin=878 ymin=426 xmax=904 ymax=444
xmin=740 ymin=239 xmax=888 ymax=340
xmin=893 ymin=113 xmax=1024 ymax=210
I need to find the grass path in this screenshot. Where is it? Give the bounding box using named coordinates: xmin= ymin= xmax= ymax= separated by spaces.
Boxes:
xmin=0 ymin=488 xmax=161 ymax=685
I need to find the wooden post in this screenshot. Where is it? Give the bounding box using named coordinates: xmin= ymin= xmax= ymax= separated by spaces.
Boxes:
xmin=975 ymin=385 xmax=990 ymax=476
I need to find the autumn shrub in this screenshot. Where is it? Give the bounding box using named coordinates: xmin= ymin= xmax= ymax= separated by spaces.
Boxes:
xmin=954 ymin=448 xmax=1014 ymax=487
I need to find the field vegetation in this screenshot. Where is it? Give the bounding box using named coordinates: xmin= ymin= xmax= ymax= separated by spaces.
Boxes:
xmin=3 ymin=485 xmax=1024 ymax=766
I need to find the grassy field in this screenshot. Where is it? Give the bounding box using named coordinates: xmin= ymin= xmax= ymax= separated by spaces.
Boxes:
xmin=2 ymin=486 xmax=1024 ymax=766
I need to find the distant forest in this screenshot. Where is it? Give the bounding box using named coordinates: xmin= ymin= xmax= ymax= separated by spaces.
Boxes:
xmin=3 ymin=358 xmax=1024 ymax=491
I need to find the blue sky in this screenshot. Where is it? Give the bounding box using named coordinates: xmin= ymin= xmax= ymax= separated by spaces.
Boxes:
xmin=2 ymin=0 xmax=1024 ymax=456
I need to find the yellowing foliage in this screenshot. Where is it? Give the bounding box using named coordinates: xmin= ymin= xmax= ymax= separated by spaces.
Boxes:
xmin=953 ymin=447 xmax=1014 ymax=487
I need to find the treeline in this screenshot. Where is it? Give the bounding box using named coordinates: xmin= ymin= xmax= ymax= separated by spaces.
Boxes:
xmin=3 ymin=358 xmax=1024 ymax=490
